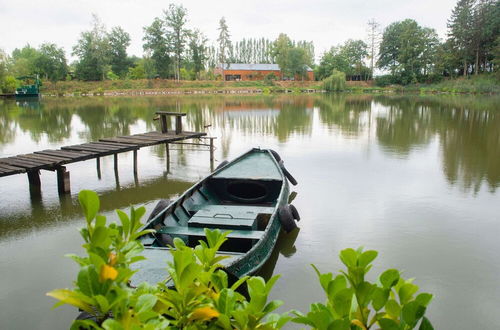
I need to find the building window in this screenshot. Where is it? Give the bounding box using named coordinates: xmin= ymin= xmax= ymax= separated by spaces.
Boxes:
xmin=225 ymin=74 xmax=241 ymax=81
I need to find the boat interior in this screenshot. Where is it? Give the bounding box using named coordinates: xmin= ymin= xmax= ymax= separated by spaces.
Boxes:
xmin=142 ymin=175 xmax=283 ymax=252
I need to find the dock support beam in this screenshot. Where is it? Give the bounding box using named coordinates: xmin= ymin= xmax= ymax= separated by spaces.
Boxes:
xmin=175 ymin=116 xmax=183 ymax=134
xmin=161 ymin=116 xmax=168 ymax=133
xmin=27 ymin=170 xmax=41 ymax=196
xmin=96 ymin=157 xmax=101 ymax=179
xmin=133 ymin=150 xmax=138 ymax=175
xmin=56 ymin=166 xmax=70 ymax=195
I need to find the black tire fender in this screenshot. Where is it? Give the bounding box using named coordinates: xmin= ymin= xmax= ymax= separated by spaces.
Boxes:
xmin=289 ymin=204 xmax=300 ymax=221
xmin=148 ymin=199 xmax=171 ymax=223
xmin=279 ymin=204 xmax=298 ymax=233
xmin=216 ymin=160 xmax=229 ymax=170
xmin=279 ymin=160 xmax=298 ymax=186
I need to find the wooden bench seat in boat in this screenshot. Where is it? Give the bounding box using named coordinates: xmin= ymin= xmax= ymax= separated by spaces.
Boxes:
xmin=188 ymin=205 xmax=275 ymax=230
xmin=156 ymin=226 xmax=265 ymax=240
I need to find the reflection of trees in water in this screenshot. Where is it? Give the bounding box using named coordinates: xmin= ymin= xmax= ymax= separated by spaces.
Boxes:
xmin=316 ymin=94 xmax=372 ymax=137
xmin=12 ymin=102 xmax=73 ymax=143
xmin=375 ymin=103 xmax=433 ymax=157
xmin=0 ymin=176 xmax=193 ymax=241
xmin=0 ymin=100 xmax=19 ymax=148
xmin=1 ymin=94 xmax=498 ymax=192
xmin=373 ymin=95 xmax=500 ymax=192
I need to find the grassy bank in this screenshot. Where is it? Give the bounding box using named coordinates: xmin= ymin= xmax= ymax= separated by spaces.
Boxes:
xmin=411 ymin=75 xmax=499 ymax=94
xmin=41 ymin=79 xmax=322 ymax=96
xmin=39 ymin=75 xmax=498 ymax=96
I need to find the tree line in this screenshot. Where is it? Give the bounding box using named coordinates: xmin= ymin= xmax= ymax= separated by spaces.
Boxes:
xmin=317 ymin=0 xmax=499 ymax=84
xmin=0 ymin=0 xmax=498 ymax=92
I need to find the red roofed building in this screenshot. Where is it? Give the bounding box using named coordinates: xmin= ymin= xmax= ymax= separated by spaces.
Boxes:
xmin=215 ymin=63 xmax=314 ymax=81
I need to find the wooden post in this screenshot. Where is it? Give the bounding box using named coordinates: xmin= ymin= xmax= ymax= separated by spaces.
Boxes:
xmin=27 ymin=170 xmax=41 ymax=196
xmin=114 ymin=153 xmax=118 ymax=173
xmin=161 ymin=115 xmax=168 ymax=133
xmin=133 ymin=150 xmax=138 ymax=183
xmin=209 ymin=138 xmax=215 ymax=162
xmin=56 ymin=166 xmax=70 ymax=195
xmin=175 ymin=116 xmax=183 ymax=134
xmin=96 ymin=157 xmax=101 ymax=180
xmin=165 ymin=143 xmax=170 ymax=172
xmin=133 ymin=150 xmax=138 ymax=175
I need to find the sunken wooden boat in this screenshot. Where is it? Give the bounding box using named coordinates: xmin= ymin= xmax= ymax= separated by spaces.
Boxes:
xmin=131 ymin=148 xmax=299 ymax=285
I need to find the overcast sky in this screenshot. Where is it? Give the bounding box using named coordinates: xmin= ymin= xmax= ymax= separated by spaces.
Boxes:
xmin=0 ymin=0 xmax=457 ymax=62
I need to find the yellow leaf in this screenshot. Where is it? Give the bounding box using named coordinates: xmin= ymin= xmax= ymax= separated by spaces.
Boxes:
xmin=189 ymin=306 xmax=220 ymax=322
xmin=100 ymin=264 xmax=118 ymax=282
xmin=351 ymin=319 xmax=367 ymax=330
xmin=108 ymin=252 xmax=117 ymax=266
xmin=46 ymin=289 xmax=94 ymax=314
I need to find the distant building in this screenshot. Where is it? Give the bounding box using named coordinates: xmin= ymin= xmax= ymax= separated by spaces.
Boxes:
xmin=215 ymin=63 xmax=314 ymax=81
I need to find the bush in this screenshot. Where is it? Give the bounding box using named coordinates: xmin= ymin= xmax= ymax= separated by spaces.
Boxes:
xmin=374 ymin=75 xmax=397 ymax=87
xmin=48 ymin=190 xmax=434 ymax=329
xmin=0 ymin=75 xmax=17 ymax=93
xmin=322 ymin=70 xmax=346 ymax=91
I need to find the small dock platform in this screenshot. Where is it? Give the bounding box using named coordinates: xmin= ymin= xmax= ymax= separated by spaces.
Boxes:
xmin=0 ymin=112 xmax=214 ymax=195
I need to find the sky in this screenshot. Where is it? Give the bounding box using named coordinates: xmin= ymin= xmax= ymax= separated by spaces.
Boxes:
xmin=0 ymin=0 xmax=458 ymax=62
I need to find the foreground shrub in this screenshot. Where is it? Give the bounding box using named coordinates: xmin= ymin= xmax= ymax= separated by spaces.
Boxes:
xmin=47 ymin=190 xmax=289 ymax=329
xmin=48 ymin=190 xmax=434 ymax=329
xmin=292 ymin=248 xmax=434 ymax=329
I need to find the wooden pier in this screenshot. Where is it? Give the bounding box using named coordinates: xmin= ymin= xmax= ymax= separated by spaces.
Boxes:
xmin=0 ymin=112 xmax=212 ymax=196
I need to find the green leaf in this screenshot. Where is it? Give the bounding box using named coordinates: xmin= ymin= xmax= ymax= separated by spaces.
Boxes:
xmin=328 ymin=318 xmax=350 ymax=330
xmin=418 ymin=317 xmax=434 ymax=330
xmin=333 ymin=288 xmax=353 ymax=317
xmin=380 ymin=269 xmax=400 ymax=289
xmin=339 ymin=248 xmax=357 ymax=268
xmin=136 ymin=294 xmax=157 ymax=314
xmin=312 ymin=264 xmax=332 ymax=292
xmin=399 ymin=283 xmax=419 ymax=305
xmin=385 ymin=299 xmax=401 ymax=319
xmin=94 ymin=295 xmax=109 ymax=314
xmin=101 ymin=318 xmax=123 ymax=330
xmin=116 ymin=209 xmax=130 ymax=237
xmin=372 ymin=287 xmax=390 ymax=311
xmin=402 ymin=301 xmax=426 ymax=327
xmin=356 ymin=281 xmax=374 ymax=307
xmin=218 ymin=288 xmax=236 ymax=314
xmin=78 ymin=190 xmax=100 ymax=223
xmin=415 ymin=293 xmax=433 ymax=307
xmin=77 ymin=266 xmax=95 ymax=296
xmin=358 ymin=250 xmax=378 ymax=268
xmin=46 ymin=289 xmax=94 ymax=314
xmin=262 ymin=300 xmax=284 ymax=314
xmin=378 ymin=318 xmax=400 ymax=330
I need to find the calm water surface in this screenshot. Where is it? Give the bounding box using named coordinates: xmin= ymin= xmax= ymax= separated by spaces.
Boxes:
xmin=0 ymin=94 xmax=499 ymax=329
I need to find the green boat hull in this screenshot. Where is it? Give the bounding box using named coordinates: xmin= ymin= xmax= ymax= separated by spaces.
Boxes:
xmin=132 ymin=148 xmax=292 ymax=285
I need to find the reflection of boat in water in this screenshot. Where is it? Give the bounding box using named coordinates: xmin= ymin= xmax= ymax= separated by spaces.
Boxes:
xmin=132 ymin=148 xmax=300 ymax=285
xmin=15 ymin=75 xmax=41 ymax=99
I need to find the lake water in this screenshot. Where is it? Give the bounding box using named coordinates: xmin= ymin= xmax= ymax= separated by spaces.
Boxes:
xmin=0 ymin=94 xmax=499 ymax=329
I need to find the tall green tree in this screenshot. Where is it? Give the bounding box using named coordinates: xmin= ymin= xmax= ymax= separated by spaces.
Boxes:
xmin=108 ymin=26 xmax=132 ymax=78
xmin=447 ymin=0 xmax=476 ymax=76
xmin=73 ymin=15 xmax=110 ymax=81
xmin=143 ymin=17 xmax=170 ymax=78
xmin=272 ymin=33 xmax=293 ymax=76
xmin=378 ymin=19 xmax=439 ymax=84
xmin=217 ymin=17 xmax=232 ymax=67
xmin=164 ymin=3 xmax=189 ymax=80
xmin=34 ymin=43 xmax=68 ymax=82
xmin=11 ymin=44 xmax=39 ymax=77
xmin=188 ymin=29 xmax=207 ymax=78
